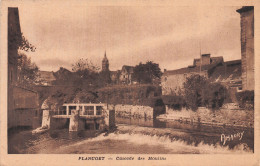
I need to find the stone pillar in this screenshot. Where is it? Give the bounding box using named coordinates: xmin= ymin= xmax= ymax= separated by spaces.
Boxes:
xmin=66 ymin=106 xmax=69 ymax=115
xmin=78 ymin=118 xmax=85 ymax=131
xmin=94 ymin=105 xmax=97 ymax=115
xmin=42 ymin=110 xmax=52 ymax=128
xmin=104 ymin=109 xmax=115 ymax=130
xmin=69 ymin=109 xmax=79 ymax=131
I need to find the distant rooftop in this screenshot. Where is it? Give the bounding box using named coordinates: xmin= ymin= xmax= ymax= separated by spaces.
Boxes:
xmin=39 ymin=71 xmax=56 ymax=81
xmin=163 ymin=55 xmax=240 ymax=76
xmin=236 ymin=6 xmax=254 ymax=13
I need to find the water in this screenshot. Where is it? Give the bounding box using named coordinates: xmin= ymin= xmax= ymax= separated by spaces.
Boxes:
xmin=116 ymin=117 xmax=254 ymax=150
xmin=8 ymin=117 xmax=253 ymax=154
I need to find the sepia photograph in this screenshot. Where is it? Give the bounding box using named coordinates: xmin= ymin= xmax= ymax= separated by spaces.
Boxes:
xmin=1 ymin=0 xmax=259 ymax=165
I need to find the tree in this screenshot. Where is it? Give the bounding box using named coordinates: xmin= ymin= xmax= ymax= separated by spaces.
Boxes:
xmin=72 ymin=58 xmax=99 ymax=79
xmin=183 ymin=74 xmax=208 ymax=111
xmin=236 ymin=90 xmax=254 ymax=110
xmin=9 ymin=30 xmax=36 ymax=52
xmin=72 ymin=58 xmax=99 ymax=74
xmin=203 ymin=82 xmax=228 ymax=109
xmin=17 ymin=53 xmax=40 ymax=87
xmin=183 ymin=74 xmax=228 ymax=111
xmin=132 ymin=61 xmax=162 ymax=84
xmin=71 ymin=58 xmax=101 ymax=87
xmin=99 ymin=70 xmax=111 ymax=86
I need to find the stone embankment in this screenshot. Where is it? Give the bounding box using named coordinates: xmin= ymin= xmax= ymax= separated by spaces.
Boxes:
xmin=114 ymin=104 xmax=154 ymax=119
xmin=157 ymin=104 xmax=254 ymax=128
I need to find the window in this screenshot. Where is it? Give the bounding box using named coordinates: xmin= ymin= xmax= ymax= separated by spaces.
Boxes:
xmin=96 ymin=106 xmax=103 ymax=115
xmin=79 ymin=106 xmax=83 ymax=115
xmin=84 ymin=106 xmax=94 ymax=115
xmin=69 ymin=106 xmax=76 ymax=115
xmin=62 ymin=106 xmax=67 ymax=115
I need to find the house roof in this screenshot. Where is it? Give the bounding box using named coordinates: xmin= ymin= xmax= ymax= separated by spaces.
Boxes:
xmin=39 ymin=71 xmax=56 ymax=81
xmin=208 ymin=60 xmax=241 ymax=83
xmin=110 ymin=70 xmax=121 ymax=76
xmin=163 ymin=56 xmax=228 ymax=76
xmin=53 ymin=67 xmax=73 ymax=80
xmin=236 ymin=6 xmax=254 ymax=13
xmin=122 ymin=65 xmax=134 ymax=73
xmin=163 ymin=63 xmax=219 ymax=76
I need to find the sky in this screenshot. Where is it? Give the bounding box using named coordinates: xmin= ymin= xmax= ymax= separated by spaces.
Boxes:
xmin=16 ymin=2 xmax=242 ymax=72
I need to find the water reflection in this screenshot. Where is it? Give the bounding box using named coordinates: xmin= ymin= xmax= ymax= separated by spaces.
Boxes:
xmin=116 ymin=116 xmax=253 ymax=135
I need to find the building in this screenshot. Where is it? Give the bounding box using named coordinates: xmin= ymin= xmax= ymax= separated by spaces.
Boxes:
xmin=8 ymin=8 xmax=40 ymax=129
xmin=110 ymin=70 xmax=121 ymax=84
xmin=161 ymin=54 xmax=242 ymax=95
xmin=119 ymin=65 xmax=134 ymax=84
xmin=102 ymin=51 xmax=109 ymax=72
xmin=236 ymin=6 xmax=254 ymax=91
xmin=38 ymin=71 xmax=56 ymax=86
xmin=101 ymin=53 xmax=134 ymax=85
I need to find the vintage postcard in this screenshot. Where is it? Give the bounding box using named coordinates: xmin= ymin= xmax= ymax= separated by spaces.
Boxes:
xmin=0 ymin=0 xmax=259 ymax=165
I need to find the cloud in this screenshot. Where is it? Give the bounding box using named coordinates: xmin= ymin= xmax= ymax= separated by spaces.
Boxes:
xmin=36 ymin=58 xmax=72 ymax=71
xmin=17 ymin=4 xmax=242 ymax=72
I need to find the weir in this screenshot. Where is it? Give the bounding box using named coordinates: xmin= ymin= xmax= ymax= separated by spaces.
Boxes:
xmin=41 ymin=103 xmax=115 ymax=132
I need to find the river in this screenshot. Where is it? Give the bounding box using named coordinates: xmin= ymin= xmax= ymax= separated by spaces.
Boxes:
xmin=8 ymin=117 xmax=253 ymax=154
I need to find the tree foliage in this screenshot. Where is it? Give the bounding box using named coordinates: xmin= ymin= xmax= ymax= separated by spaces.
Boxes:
xmin=17 ymin=53 xmax=40 ymax=87
xmin=132 ymin=61 xmax=162 ymax=84
xmin=183 ymin=75 xmax=207 ymax=110
xmin=19 ymin=34 xmax=36 ymax=52
xmin=99 ymin=70 xmax=111 ymax=86
xmin=183 ymin=74 xmax=228 ymax=111
xmin=9 ymin=31 xmax=36 ymax=52
xmin=72 ymin=58 xmax=99 ymax=74
xmin=236 ymin=90 xmax=254 ymax=110
xmin=71 ymin=58 xmax=109 ymax=88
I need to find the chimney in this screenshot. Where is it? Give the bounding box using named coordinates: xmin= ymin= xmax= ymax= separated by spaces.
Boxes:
xmin=201 ymin=54 xmax=211 ymax=65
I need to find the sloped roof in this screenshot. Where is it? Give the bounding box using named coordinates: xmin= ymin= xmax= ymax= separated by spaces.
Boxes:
xmin=208 ymin=60 xmax=241 ymax=83
xmin=122 ymin=65 xmax=134 ymax=73
xmin=163 ymin=63 xmax=220 ymax=76
xmin=39 ymin=71 xmax=56 ymax=81
xmin=110 ymin=70 xmax=121 ymax=75
xmin=53 ymin=67 xmax=73 ymax=80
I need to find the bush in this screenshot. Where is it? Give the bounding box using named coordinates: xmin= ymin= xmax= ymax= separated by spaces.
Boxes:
xmin=183 ymin=74 xmax=229 ymax=111
xmin=203 ymin=82 xmax=229 ymax=109
xmin=183 ymin=75 xmax=208 ymax=111
xmin=236 ymin=90 xmax=254 ymax=110
xmin=162 ymin=95 xmax=186 ymax=110
xmin=97 ymin=84 xmax=162 ymax=106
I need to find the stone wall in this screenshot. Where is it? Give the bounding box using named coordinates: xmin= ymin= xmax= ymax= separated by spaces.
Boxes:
xmin=12 ymin=109 xmax=37 ymax=127
xmin=8 ymin=86 xmax=40 ymax=129
xmin=238 ymin=7 xmax=254 ymax=90
xmin=164 ymin=106 xmax=253 ymax=127
xmin=115 ymin=104 xmax=154 ymax=119
xmin=161 ymin=74 xmax=186 ymax=95
xmin=161 ymin=71 xmax=207 ymax=95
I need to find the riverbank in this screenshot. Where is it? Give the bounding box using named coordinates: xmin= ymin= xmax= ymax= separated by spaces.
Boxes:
xmin=157 ymin=107 xmax=254 ymax=128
